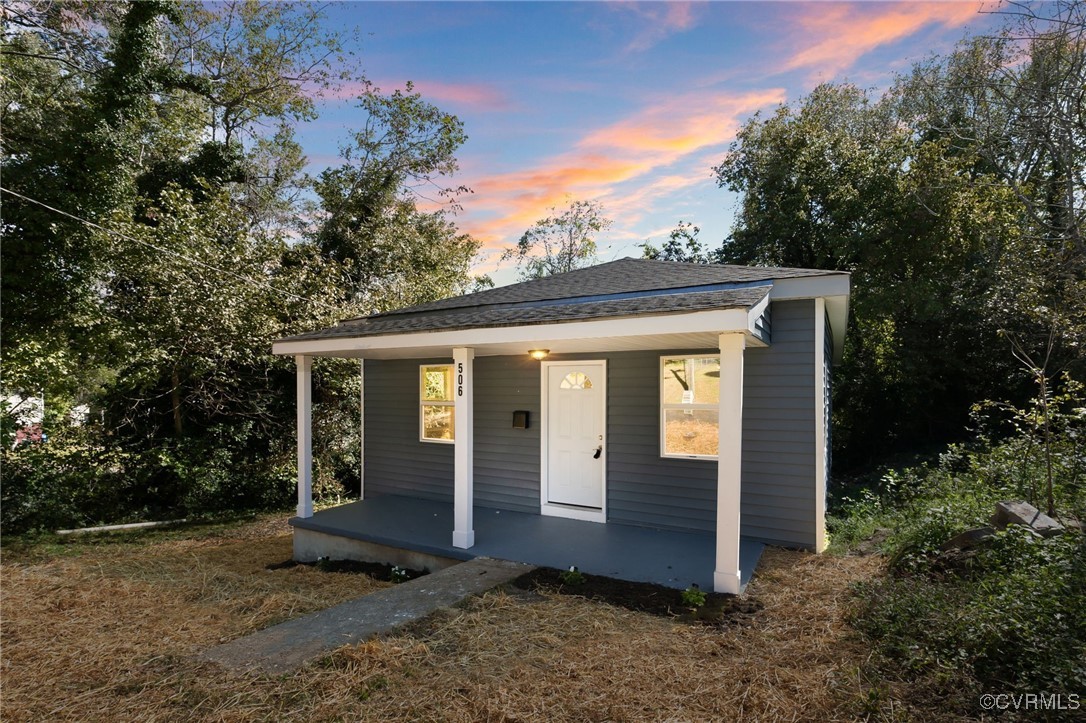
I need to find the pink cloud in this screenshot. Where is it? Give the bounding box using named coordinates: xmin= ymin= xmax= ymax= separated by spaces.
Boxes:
xmin=781 ymin=2 xmax=983 ymax=77
xmin=609 ymin=1 xmax=700 ymax=53
xmin=459 ymin=88 xmax=784 ymax=250
xmin=314 ymin=78 xmax=511 ymax=111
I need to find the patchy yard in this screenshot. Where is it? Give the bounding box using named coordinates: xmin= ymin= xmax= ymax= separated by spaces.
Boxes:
xmin=2 ymin=517 xmax=903 ymax=722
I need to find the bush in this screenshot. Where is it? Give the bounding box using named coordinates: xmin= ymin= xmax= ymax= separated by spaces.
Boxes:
xmin=854 ymin=528 xmax=1086 ymax=698
xmin=840 ymin=377 xmax=1086 ymax=710
xmin=0 ymin=426 xmax=146 ymax=533
xmin=0 ymin=421 xmax=299 ymax=535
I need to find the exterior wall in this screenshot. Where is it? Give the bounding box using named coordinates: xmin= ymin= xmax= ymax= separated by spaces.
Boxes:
xmin=824 ymin=309 xmax=833 ymax=491
xmin=473 ymin=355 xmax=541 ymax=513
xmin=741 ymin=299 xmax=817 ymax=547
xmin=364 ymin=357 xmax=454 ymax=502
xmin=362 ymin=299 xmax=820 ymax=548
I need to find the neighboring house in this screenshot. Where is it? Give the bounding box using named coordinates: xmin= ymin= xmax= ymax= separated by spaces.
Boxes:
xmin=273 ymin=259 xmax=850 ymax=594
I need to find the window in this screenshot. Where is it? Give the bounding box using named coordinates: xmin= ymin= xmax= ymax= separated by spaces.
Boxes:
xmin=560 ymin=371 xmax=593 ymax=390
xmin=420 ymin=364 xmax=454 ymax=443
xmin=660 ymin=356 xmax=720 ymax=459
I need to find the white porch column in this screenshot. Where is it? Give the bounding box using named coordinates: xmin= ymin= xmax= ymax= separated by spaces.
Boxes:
xmin=296 ymin=355 xmax=313 ymax=519
xmin=715 ymin=332 xmax=746 ymax=594
xmin=452 ymin=347 xmax=475 ymax=548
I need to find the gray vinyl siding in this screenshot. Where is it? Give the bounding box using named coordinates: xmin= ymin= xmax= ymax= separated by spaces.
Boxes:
xmin=362 ymin=299 xmax=819 ymax=548
xmin=363 ymin=358 xmax=453 ymax=502
xmin=741 ymin=299 xmax=817 ymax=547
xmin=602 ymin=351 xmax=717 ymax=532
xmin=752 ymin=303 xmax=771 ymax=345
xmin=824 ymin=308 xmax=833 ymax=493
xmin=473 ymin=355 xmax=540 ymax=513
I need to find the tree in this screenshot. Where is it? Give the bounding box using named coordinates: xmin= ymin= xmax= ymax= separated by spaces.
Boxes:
xmin=501 ymin=199 xmax=612 ymax=280
xmin=1 ymin=1 xmax=486 ymax=528
xmin=713 ymin=83 xmax=1025 ymax=464
xmin=311 ymin=83 xmax=479 ymax=310
xmin=895 ymin=1 xmax=1086 ymax=356
xmin=641 ymin=221 xmax=722 ymax=264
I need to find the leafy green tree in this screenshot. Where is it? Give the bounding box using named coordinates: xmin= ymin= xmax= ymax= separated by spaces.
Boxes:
xmin=312 ymin=83 xmax=479 ymax=310
xmin=1 ymin=2 xmax=485 ymax=529
xmin=714 ymin=83 xmax=1024 ymax=464
xmin=502 ymin=199 xmax=612 ymax=280
xmin=895 ymin=2 xmax=1086 ymax=357
xmin=641 ymin=221 xmax=722 ymax=264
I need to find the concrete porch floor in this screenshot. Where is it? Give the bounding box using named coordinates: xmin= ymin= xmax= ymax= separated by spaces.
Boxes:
xmin=290 ymin=494 xmax=764 ymax=592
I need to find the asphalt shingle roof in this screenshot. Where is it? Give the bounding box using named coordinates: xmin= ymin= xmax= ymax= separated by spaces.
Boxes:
xmin=283 ymin=286 xmax=770 ymax=341
xmin=366 ymin=258 xmax=838 ymax=319
xmin=278 ymin=258 xmax=841 ymax=343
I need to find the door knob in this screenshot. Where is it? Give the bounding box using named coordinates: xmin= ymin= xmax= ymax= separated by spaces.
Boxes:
xmin=593 ymin=445 xmax=602 ymax=459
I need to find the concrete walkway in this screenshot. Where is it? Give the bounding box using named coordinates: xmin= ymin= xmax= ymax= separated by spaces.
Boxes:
xmin=202 ymin=558 xmax=533 ymax=673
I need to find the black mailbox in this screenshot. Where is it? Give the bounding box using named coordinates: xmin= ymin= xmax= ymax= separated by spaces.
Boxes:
xmin=512 ymin=410 xmax=530 ymax=429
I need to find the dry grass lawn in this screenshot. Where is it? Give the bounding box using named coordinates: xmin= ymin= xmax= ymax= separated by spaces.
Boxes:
xmin=2 ymin=516 xmax=899 ymax=722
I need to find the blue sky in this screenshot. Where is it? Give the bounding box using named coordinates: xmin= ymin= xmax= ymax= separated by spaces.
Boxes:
xmin=295 ymin=1 xmax=999 ymax=284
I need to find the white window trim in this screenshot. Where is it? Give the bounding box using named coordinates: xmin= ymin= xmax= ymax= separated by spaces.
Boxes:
xmin=419 ymin=363 xmax=455 ymax=444
xmin=659 ymin=354 xmax=721 ymax=461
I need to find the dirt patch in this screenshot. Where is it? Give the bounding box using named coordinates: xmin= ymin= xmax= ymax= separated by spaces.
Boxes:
xmin=267 ymin=558 xmax=428 ymax=583
xmin=513 ymin=566 xmax=762 ymax=626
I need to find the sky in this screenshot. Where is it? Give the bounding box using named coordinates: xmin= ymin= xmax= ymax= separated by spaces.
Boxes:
xmin=297 ymin=1 xmax=1000 ymax=285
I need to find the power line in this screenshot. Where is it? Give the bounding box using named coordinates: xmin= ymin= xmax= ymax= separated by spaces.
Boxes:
xmin=0 ymin=186 xmax=337 ymax=311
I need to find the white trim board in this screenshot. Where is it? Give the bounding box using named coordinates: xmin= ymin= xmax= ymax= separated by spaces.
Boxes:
xmin=272 ymin=307 xmax=761 ymax=358
xmin=539 ymin=359 xmax=608 ymax=524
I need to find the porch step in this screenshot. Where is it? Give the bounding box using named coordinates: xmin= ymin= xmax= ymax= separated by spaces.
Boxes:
xmin=201 ymin=557 xmax=533 ymax=673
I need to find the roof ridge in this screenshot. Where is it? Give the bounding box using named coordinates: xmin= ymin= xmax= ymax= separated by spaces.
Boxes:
xmin=341 ymin=257 xmax=845 ymax=325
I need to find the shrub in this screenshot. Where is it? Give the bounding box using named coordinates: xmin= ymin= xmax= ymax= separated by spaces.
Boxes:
xmin=854 ymin=528 xmax=1086 ymax=696
xmin=559 ymin=566 xmax=585 ymax=586
xmin=0 ymin=426 xmax=148 ymax=533
xmin=0 ymin=421 xmax=299 ymax=535
xmin=681 ymin=585 xmax=707 ymax=609
xmin=842 ymin=377 xmax=1086 ymax=709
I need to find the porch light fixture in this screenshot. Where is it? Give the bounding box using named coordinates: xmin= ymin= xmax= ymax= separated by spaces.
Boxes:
xmin=528 ymin=349 xmax=550 ymax=361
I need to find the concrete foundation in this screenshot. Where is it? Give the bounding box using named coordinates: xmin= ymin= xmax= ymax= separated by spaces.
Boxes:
xmin=293 ymin=527 xmax=461 ymax=573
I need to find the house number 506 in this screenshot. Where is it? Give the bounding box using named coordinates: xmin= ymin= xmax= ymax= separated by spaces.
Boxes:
xmin=457 ymin=363 xmax=464 ymax=397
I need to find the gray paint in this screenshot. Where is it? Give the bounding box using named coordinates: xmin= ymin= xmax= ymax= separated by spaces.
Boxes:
xmin=362 ymin=299 xmax=820 ymax=549
xmin=473 ymin=355 xmax=541 ymax=513
xmin=752 ymin=302 xmax=771 ymax=345
xmin=363 ymin=358 xmax=453 ymax=502
xmin=740 ymin=299 xmax=817 ymax=547
xmin=291 ymin=494 xmax=764 ymax=591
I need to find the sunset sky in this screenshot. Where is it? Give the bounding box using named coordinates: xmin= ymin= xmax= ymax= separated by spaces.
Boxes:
xmin=299 ymin=1 xmax=999 ymax=284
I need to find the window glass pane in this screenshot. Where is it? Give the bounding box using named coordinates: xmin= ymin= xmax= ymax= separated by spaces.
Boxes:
xmin=422 ymin=405 xmax=455 ymax=440
xmin=421 ymin=366 xmax=453 ymax=402
xmin=663 ymin=408 xmax=719 ymax=456
xmin=560 ymin=371 xmax=592 ymax=390
xmin=661 ymin=357 xmax=720 ymax=405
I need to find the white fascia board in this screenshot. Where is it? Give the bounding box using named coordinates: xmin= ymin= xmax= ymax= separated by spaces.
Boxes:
xmin=769 ymin=275 xmax=851 ymax=362
xmin=271 ymin=307 xmax=754 ymax=357
xmin=768 ymin=274 xmax=850 ymax=301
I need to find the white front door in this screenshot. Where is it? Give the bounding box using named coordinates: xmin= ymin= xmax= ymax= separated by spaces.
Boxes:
xmin=543 ymin=361 xmax=606 ymax=519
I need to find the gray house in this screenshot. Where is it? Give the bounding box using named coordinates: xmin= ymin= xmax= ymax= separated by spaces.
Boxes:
xmin=273 ymin=259 xmax=850 ymax=594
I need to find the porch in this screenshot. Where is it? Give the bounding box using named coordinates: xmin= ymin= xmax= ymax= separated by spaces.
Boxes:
xmin=290 ymin=494 xmax=765 ymax=592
